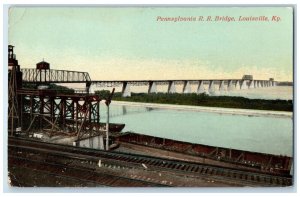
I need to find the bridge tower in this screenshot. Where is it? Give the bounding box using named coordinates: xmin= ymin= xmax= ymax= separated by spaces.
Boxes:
xmin=36 ymin=60 xmax=50 ymax=88
xmin=8 ymin=45 xmax=22 ymax=136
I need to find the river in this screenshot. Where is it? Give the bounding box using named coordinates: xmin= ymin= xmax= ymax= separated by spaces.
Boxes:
xmin=98 ymin=86 xmax=293 ymax=157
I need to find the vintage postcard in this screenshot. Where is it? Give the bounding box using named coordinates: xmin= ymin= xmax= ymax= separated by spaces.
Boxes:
xmin=7 ymin=6 xmax=293 ymax=189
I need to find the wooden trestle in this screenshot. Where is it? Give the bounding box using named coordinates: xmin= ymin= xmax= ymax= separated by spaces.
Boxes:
xmin=17 ymin=89 xmax=103 ymax=140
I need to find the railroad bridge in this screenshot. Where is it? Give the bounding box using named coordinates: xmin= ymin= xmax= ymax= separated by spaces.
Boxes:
xmin=21 ymin=64 xmax=277 ymax=97
xmin=7 ymin=44 xmax=281 ymax=145
xmin=91 ymin=79 xmax=277 ymax=97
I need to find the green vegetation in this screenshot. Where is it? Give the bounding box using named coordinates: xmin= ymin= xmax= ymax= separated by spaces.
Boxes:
xmin=112 ymin=92 xmax=293 ymax=112
xmin=48 ymin=84 xmax=75 ymax=94
xmin=94 ymin=90 xmax=111 ymax=99
xmin=22 ymin=83 xmax=75 ymax=94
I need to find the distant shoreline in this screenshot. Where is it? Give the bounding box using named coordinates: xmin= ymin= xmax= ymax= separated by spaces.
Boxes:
xmin=111 ymin=101 xmax=293 ymax=118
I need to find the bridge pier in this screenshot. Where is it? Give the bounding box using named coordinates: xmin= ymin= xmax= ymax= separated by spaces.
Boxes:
xmin=219 ymin=80 xmax=226 ymax=91
xmin=121 ymin=82 xmax=131 ymax=97
xmin=168 ymin=81 xmax=176 ymax=93
xmin=208 ymin=80 xmax=215 ymax=94
xmin=257 ymin=81 xmax=261 ymax=88
xmin=85 ymin=82 xmax=91 ymax=94
xmin=240 ymin=80 xmax=247 ymax=89
xmin=148 ymin=81 xmax=157 ymax=94
xmin=249 ymin=80 xmax=254 ymax=89
xmin=197 ymin=80 xmax=205 ymax=94
xmin=183 ymin=81 xmax=191 ymax=93
xmin=235 ymin=80 xmax=240 ymax=89
xmin=227 ymin=80 xmax=235 ymax=91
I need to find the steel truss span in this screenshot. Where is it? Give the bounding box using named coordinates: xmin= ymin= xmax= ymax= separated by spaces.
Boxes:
xmin=21 ymin=68 xmax=91 ymax=83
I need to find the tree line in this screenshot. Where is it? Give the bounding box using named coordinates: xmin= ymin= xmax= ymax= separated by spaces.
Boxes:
xmin=94 ymin=90 xmax=292 ymax=112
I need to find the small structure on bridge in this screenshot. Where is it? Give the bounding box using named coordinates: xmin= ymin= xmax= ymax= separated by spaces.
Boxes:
xmin=242 ymin=75 xmax=253 ymax=80
xmin=36 ymin=60 xmax=51 ymax=89
xmin=36 ymin=60 xmax=50 ymax=70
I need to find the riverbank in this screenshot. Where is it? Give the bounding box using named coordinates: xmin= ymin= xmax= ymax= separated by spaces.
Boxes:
xmin=111 ymin=100 xmax=293 ymax=118
xmin=110 ymin=92 xmax=292 ymax=112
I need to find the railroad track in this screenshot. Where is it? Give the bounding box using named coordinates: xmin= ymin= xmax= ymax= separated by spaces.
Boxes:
xmin=8 ymin=137 xmax=292 ymax=187
xmin=9 ymin=155 xmax=165 ymax=187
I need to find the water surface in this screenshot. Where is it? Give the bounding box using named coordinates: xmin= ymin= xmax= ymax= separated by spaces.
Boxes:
xmin=100 ymin=103 xmax=293 ymax=157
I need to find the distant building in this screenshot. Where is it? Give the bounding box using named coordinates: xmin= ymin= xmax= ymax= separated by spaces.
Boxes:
xmin=242 ymin=75 xmax=253 ymax=80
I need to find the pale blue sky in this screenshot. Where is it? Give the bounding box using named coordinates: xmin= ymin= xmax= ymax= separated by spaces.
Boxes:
xmin=9 ymin=7 xmax=293 ymax=81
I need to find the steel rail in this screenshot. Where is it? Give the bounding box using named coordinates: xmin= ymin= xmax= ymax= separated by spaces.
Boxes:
xmin=9 ymin=154 xmax=168 ymax=187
